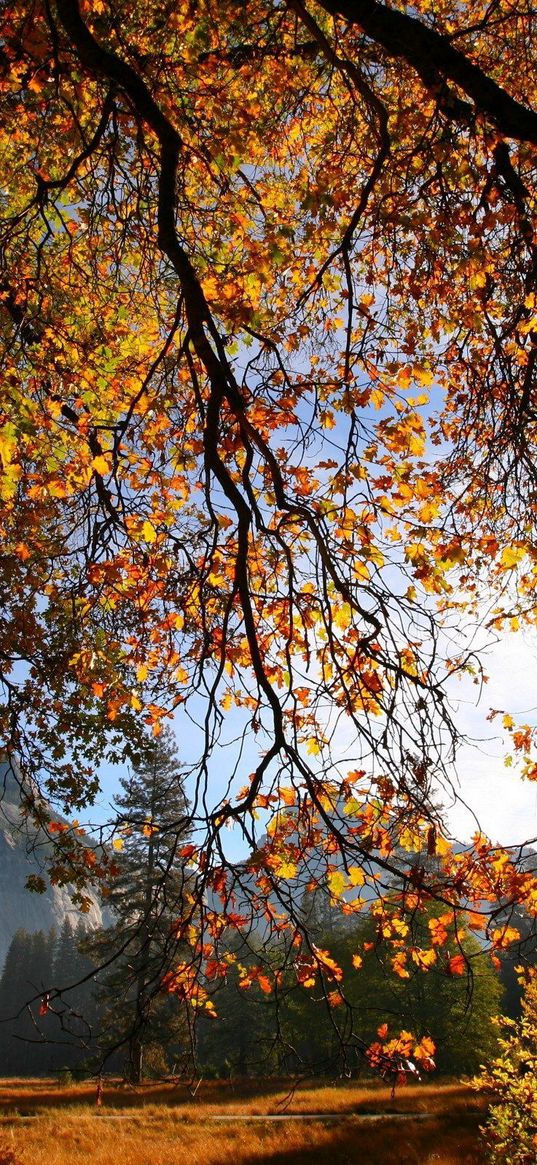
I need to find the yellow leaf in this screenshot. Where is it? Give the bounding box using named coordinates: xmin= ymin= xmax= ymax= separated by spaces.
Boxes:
xmin=392 ymin=952 xmax=410 ymax=979
xmin=333 ymin=603 xmax=352 ymax=630
xmin=48 ymin=479 xmax=69 ymax=498
xmin=142 ymin=520 xmax=157 ymax=543
xmin=327 ymin=870 xmax=346 ymax=898
xmin=500 ymin=545 xmax=526 ymax=569
xmin=434 ymin=834 xmax=452 ymax=857
xmin=411 ymin=947 xmax=437 ymax=969
xmin=414 ymin=367 xmax=434 ymax=386
xmin=348 ymin=866 xmax=365 ymax=887
xmin=0 ymin=424 xmax=17 ymax=467
xmin=491 ymin=925 xmax=520 ymax=950
xmin=91 ymin=455 xmax=110 ymax=475
xmin=112 ymin=838 xmax=124 ymax=851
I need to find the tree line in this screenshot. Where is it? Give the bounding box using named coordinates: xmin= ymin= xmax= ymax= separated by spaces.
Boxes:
xmin=0 ymin=730 xmax=532 ymax=1081
xmin=0 ymin=921 xmax=95 ymax=1076
xmin=0 ymin=902 xmax=510 ymax=1080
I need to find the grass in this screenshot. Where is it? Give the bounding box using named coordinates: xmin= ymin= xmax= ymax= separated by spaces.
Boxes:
xmin=0 ymin=1078 xmax=489 ymax=1165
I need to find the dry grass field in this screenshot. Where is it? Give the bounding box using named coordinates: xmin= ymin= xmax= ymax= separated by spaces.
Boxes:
xmin=0 ymin=1078 xmax=489 ymax=1165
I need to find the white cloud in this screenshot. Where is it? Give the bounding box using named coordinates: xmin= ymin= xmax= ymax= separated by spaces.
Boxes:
xmin=446 ymin=629 xmax=537 ymax=846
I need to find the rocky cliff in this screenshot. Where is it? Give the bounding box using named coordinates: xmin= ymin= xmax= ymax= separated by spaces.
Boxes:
xmin=0 ymin=759 xmax=104 ymax=968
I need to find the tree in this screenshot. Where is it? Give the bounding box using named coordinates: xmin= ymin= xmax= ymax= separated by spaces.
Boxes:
xmin=2 ymin=0 xmax=537 ymax=1070
xmin=0 ymin=929 xmax=35 ymax=1073
xmin=274 ymin=902 xmax=503 ymax=1077
xmin=0 ymin=927 xmax=57 ymax=1074
xmin=51 ymin=919 xmax=99 ymax=1069
xmin=88 ymin=729 xmax=191 ymax=1081
xmin=346 ymin=906 xmax=503 ymax=1076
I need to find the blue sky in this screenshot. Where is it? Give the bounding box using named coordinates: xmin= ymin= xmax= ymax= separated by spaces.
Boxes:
xmin=88 ymin=621 xmax=537 ymax=861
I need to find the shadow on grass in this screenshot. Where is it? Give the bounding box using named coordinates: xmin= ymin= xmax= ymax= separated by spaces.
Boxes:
xmin=237 ymin=1114 xmax=484 ymax=1165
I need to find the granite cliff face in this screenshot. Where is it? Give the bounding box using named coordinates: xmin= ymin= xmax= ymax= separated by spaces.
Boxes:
xmin=0 ymin=760 xmax=104 ymax=968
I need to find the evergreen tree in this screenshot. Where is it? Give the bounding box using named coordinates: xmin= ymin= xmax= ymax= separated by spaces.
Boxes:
xmin=28 ymin=928 xmax=57 ymax=1074
xmin=50 ymin=920 xmax=98 ymax=1070
xmin=495 ymin=901 xmax=537 ymax=1020
xmin=0 ymin=929 xmax=32 ymax=1073
xmin=90 ymin=729 xmax=191 ymax=1082
xmin=300 ymin=877 xmax=341 ymax=941
xmin=0 ymin=927 xmax=58 ymax=1074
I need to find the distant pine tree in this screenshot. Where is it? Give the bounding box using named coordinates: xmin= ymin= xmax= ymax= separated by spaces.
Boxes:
xmin=0 ymin=929 xmax=32 ymax=1072
xmin=0 ymin=927 xmax=57 ymax=1074
xmin=89 ymin=729 xmax=191 ymax=1082
xmin=49 ymin=919 xmax=99 ymax=1070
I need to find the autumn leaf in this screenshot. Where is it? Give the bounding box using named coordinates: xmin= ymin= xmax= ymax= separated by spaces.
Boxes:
xmin=447 ymin=954 xmax=467 ymax=976
xmin=273 ymin=858 xmax=297 ymax=880
xmin=91 ymin=455 xmax=111 ymax=475
xmin=500 ymin=545 xmax=526 ymax=569
xmin=257 ymin=974 xmax=272 ymax=994
xmin=392 ymin=952 xmax=410 ymax=979
xmin=411 ymin=947 xmax=437 ymax=971
xmin=327 ymin=869 xmax=346 ymax=898
xmin=491 ymin=926 xmax=520 ymax=950
xmin=314 ymin=947 xmax=343 ymax=982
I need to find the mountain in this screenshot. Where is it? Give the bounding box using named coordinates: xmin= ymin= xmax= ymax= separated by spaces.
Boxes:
xmin=0 ymin=759 xmax=105 ymax=969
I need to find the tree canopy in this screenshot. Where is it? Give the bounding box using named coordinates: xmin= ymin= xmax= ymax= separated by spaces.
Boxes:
xmin=2 ymin=0 xmax=537 ymax=1071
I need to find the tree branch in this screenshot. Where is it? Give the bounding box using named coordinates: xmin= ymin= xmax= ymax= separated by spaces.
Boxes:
xmin=317 ymin=0 xmax=537 ymax=144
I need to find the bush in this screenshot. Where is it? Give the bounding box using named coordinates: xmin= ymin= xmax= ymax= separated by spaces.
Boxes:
xmin=56 ymin=1068 xmax=73 ymax=1088
xmin=142 ymin=1043 xmax=170 ymax=1079
xmin=477 ymin=972 xmax=537 ymax=1164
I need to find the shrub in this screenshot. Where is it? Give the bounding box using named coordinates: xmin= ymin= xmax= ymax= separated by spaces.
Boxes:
xmin=477 ymin=972 xmax=537 ymax=1164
